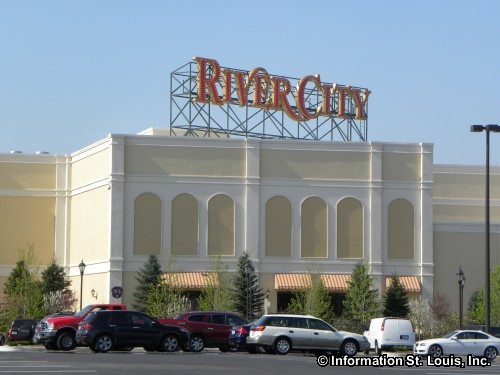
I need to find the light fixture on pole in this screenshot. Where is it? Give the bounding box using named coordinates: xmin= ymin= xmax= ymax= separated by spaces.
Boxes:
xmin=456 ymin=267 xmax=465 ymax=329
xmin=470 ymin=124 xmax=500 ymax=334
xmin=78 ymin=260 xmax=86 ymax=310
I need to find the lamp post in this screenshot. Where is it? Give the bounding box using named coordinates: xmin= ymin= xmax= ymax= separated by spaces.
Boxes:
xmin=470 ymin=124 xmax=500 ymax=334
xmin=456 ymin=267 xmax=465 ymax=329
xmin=245 ymin=262 xmax=253 ymax=320
xmin=78 ymin=260 xmax=86 ymax=310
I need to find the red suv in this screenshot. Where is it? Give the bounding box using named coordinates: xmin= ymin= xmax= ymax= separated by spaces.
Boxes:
xmin=158 ymin=312 xmax=248 ymax=352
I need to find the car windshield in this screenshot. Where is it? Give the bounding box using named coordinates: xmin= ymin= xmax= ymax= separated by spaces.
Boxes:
xmin=74 ymin=305 xmax=93 ymax=318
xmin=12 ymin=319 xmax=34 ymax=328
xmin=442 ymin=331 xmax=460 ymax=339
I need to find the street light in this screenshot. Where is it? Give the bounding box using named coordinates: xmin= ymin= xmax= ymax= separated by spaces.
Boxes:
xmin=78 ymin=260 xmax=86 ymax=310
xmin=245 ymin=263 xmax=254 ymax=320
xmin=470 ymin=124 xmax=500 ymax=334
xmin=456 ymin=267 xmax=465 ymax=329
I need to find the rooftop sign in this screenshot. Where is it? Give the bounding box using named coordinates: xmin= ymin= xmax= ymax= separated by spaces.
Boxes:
xmin=170 ymin=57 xmax=370 ymax=141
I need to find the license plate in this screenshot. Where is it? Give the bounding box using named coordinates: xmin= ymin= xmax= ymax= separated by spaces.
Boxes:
xmin=231 ymin=330 xmax=235 ymax=335
xmin=12 ymin=331 xmax=18 ymax=335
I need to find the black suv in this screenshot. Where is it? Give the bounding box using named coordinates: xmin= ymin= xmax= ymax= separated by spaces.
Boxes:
xmin=76 ymin=310 xmax=190 ymax=353
xmin=8 ymin=318 xmax=37 ymax=342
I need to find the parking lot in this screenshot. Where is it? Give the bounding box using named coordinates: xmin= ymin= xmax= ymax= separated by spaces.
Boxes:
xmin=1 ymin=346 xmax=500 ymax=375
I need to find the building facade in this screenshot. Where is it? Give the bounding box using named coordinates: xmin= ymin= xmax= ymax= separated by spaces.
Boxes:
xmin=0 ymin=129 xmax=498 ymax=314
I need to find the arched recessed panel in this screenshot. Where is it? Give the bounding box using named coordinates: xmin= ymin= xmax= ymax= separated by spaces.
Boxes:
xmin=208 ymin=194 xmax=235 ymax=256
xmin=171 ymin=194 xmax=198 ymax=256
xmin=265 ymin=196 xmax=292 ymax=257
xmin=301 ymin=197 xmax=327 ymax=258
xmin=388 ymin=198 xmax=414 ymax=259
xmin=337 ymin=197 xmax=363 ymax=259
xmin=134 ymin=193 xmax=161 ymax=255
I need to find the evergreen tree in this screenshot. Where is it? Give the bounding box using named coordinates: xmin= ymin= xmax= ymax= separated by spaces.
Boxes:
xmin=41 ymin=259 xmax=71 ymax=294
xmin=231 ymin=252 xmax=264 ymax=320
xmin=383 ymin=274 xmax=410 ymax=317
xmin=133 ymin=255 xmax=163 ymax=311
xmin=198 ymin=255 xmax=234 ymax=312
xmin=343 ymin=263 xmax=380 ymax=331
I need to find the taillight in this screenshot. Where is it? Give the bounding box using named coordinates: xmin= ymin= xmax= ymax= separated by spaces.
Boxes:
xmin=381 ymin=320 xmax=385 ymax=331
xmin=80 ymin=323 xmax=92 ymax=330
xmin=251 ymin=325 xmax=266 ymax=332
xmin=237 ymin=327 xmax=248 ymax=335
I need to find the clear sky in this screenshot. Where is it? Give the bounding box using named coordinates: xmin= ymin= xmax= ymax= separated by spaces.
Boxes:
xmin=1 ymin=0 xmax=500 ymax=165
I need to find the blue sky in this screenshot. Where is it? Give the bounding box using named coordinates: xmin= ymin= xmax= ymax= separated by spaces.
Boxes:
xmin=1 ymin=0 xmax=500 ymax=165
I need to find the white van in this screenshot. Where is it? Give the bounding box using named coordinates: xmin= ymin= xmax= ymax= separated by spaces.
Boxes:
xmin=363 ymin=318 xmax=415 ymax=354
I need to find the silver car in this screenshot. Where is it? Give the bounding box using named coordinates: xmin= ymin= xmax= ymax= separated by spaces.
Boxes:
xmin=245 ymin=314 xmax=369 ymax=356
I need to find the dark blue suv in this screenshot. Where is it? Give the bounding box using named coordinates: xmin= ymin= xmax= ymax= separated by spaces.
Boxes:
xmin=76 ymin=310 xmax=190 ymax=353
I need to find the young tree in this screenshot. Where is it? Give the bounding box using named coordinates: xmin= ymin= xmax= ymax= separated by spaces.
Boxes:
xmin=231 ymin=252 xmax=264 ymax=320
xmin=286 ymin=265 xmax=335 ymax=324
xmin=145 ymin=258 xmax=191 ymax=318
xmin=383 ymin=274 xmax=410 ymax=317
xmin=41 ymin=259 xmax=71 ymax=294
xmin=198 ymin=255 xmax=234 ymax=312
xmin=342 ymin=263 xmax=380 ymax=331
xmin=408 ymin=297 xmax=432 ymax=340
xmin=466 ymin=265 xmax=500 ymax=326
xmin=133 ymin=255 xmax=163 ymax=311
xmin=2 ymin=244 xmax=45 ymax=320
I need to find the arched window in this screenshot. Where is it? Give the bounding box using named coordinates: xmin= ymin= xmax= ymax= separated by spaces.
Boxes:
xmin=208 ymin=194 xmax=235 ymax=256
xmin=171 ymin=194 xmax=198 ymax=256
xmin=337 ymin=197 xmax=363 ymax=259
xmin=265 ymin=196 xmax=292 ymax=257
xmin=301 ymin=197 xmax=327 ymax=258
xmin=134 ymin=193 xmax=161 ymax=255
xmin=388 ymin=199 xmax=414 ymax=259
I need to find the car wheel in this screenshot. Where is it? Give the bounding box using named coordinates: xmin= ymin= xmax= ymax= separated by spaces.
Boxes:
xmin=428 ymin=344 xmax=443 ymax=358
xmin=273 ymin=337 xmax=291 ymax=355
xmin=375 ymin=340 xmax=382 ymax=355
xmin=162 ymin=334 xmax=179 ymax=352
xmin=189 ymin=334 xmax=205 ymax=353
xmin=57 ymin=332 xmax=77 ymax=351
xmin=341 ymin=339 xmax=358 ymax=357
xmin=143 ymin=345 xmax=156 ymax=352
xmin=484 ymin=346 xmax=498 ymax=361
xmin=94 ymin=334 xmax=114 ymax=353
xmin=0 ymin=336 xmax=5 ymax=346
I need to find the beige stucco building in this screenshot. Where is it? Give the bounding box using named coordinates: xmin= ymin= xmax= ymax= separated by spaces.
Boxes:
xmin=0 ymin=128 xmax=498 ymax=314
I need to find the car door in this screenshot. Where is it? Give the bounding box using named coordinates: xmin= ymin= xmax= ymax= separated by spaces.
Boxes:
xmin=107 ymin=312 xmax=134 ymax=346
xmin=206 ymin=314 xmax=229 ymax=345
xmin=307 ymin=318 xmax=341 ymax=350
xmin=129 ymin=312 xmax=163 ymax=347
xmin=472 ymin=332 xmax=491 ymax=356
xmin=287 ymin=317 xmax=312 ymax=348
xmin=450 ymin=332 xmax=475 ymax=355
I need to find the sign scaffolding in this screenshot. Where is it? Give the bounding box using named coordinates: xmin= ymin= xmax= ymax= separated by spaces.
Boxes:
xmin=170 ymin=58 xmax=369 ymax=141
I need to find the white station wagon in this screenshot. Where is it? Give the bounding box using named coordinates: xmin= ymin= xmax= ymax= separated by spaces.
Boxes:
xmin=245 ymin=314 xmax=370 ymax=356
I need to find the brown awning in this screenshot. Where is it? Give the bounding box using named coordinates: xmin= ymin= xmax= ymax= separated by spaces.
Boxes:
xmin=162 ymin=272 xmax=219 ymax=289
xmin=321 ymin=274 xmax=351 ymax=291
xmin=386 ymin=276 xmax=421 ymax=292
xmin=274 ymin=273 xmax=312 ymax=290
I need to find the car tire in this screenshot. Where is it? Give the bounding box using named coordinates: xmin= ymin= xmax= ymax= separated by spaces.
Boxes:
xmin=375 ymin=340 xmax=382 ymax=355
xmin=89 ymin=345 xmax=99 ymax=353
xmin=484 ymin=346 xmax=498 ymax=361
xmin=428 ymin=344 xmax=443 ymax=358
xmin=0 ymin=336 xmax=4 ymax=346
xmin=57 ymin=332 xmax=77 ymax=351
xmin=273 ymin=337 xmax=291 ymax=355
xmin=94 ymin=334 xmax=114 ymax=353
xmin=341 ymin=339 xmax=358 ymax=357
xmin=189 ymin=334 xmax=205 ymax=353
xmin=162 ymin=334 xmax=179 ymax=353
